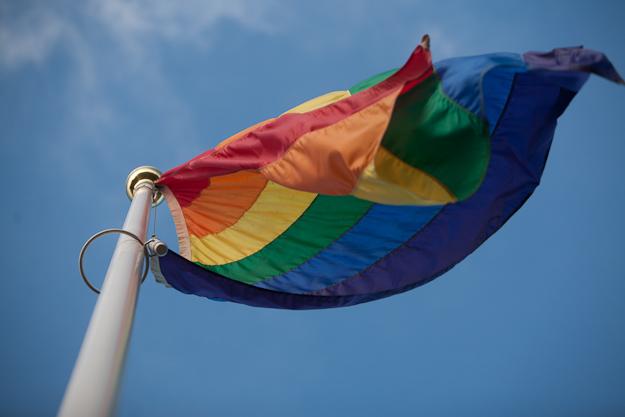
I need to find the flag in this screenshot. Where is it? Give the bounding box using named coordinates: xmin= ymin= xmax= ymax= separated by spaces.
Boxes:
xmin=152 ymin=39 xmax=622 ymax=309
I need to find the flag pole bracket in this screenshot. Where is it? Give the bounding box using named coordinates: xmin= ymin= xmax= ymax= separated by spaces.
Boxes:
xmin=78 ymin=166 xmax=168 ymax=294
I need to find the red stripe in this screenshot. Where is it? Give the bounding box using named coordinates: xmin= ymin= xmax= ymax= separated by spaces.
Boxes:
xmin=399 ymin=69 xmax=433 ymax=95
xmin=158 ymin=44 xmax=433 ymax=207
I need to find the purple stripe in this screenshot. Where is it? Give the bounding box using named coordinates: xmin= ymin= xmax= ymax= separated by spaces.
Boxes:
xmin=523 ymin=46 xmax=624 ymax=85
xmin=159 ymin=251 xmax=380 ymax=309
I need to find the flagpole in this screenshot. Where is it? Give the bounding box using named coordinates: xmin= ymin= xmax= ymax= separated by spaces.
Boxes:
xmin=58 ymin=167 xmax=161 ymax=417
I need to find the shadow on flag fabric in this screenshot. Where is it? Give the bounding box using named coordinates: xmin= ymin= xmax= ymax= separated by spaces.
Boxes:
xmin=152 ymin=37 xmax=623 ymax=309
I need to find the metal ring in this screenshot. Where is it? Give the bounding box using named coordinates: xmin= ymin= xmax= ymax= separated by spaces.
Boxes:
xmin=79 ymin=228 xmax=149 ymax=294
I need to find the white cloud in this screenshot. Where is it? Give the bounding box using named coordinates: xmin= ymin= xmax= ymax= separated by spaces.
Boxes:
xmin=1 ymin=0 xmax=281 ymax=70
xmin=90 ymin=0 xmax=279 ymax=41
xmin=84 ymin=0 xmax=282 ymax=63
xmin=0 ymin=8 xmax=67 ymax=69
xmin=0 ymin=0 xmax=282 ymax=198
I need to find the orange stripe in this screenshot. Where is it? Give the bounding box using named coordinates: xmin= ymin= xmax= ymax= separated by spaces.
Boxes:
xmin=182 ymin=171 xmax=267 ymax=236
xmin=260 ymin=88 xmax=401 ymax=195
xmin=189 ymin=181 xmax=316 ymax=265
xmin=182 ymin=92 xmax=354 ymax=236
xmin=179 ymin=119 xmax=275 ymax=236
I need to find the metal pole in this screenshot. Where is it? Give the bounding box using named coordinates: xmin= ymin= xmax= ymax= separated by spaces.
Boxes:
xmin=58 ymin=167 xmax=161 ymax=417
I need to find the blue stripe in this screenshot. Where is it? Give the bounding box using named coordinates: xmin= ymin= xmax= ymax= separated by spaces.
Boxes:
xmin=254 ymin=204 xmax=442 ymax=293
xmin=435 ymin=53 xmax=526 ymax=132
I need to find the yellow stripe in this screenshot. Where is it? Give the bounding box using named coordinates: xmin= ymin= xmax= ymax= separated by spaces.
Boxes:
xmin=190 ymin=181 xmax=316 ymax=265
xmin=352 ymin=147 xmax=456 ymax=205
xmin=282 ymin=90 xmax=351 ymax=114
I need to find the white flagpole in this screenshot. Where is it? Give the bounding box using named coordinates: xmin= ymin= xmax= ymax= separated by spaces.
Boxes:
xmin=58 ymin=167 xmax=162 ymax=417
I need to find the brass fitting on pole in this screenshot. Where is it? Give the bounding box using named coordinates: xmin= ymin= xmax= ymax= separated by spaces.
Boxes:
xmin=125 ymin=166 xmax=164 ymax=206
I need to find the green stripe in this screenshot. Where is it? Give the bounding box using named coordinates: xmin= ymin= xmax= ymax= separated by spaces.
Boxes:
xmin=196 ymin=195 xmax=372 ymax=284
xmin=381 ymin=75 xmax=490 ymax=200
xmin=349 ymin=68 xmax=397 ymax=94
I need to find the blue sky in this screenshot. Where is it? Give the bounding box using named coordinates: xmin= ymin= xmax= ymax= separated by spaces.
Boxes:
xmin=1 ymin=0 xmax=624 ymax=416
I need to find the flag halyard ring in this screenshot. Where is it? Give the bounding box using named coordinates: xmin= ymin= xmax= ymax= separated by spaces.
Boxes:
xmin=79 ymin=228 xmax=150 ymax=294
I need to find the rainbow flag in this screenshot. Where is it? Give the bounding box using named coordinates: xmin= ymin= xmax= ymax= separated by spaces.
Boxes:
xmin=153 ymin=40 xmax=622 ymax=309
